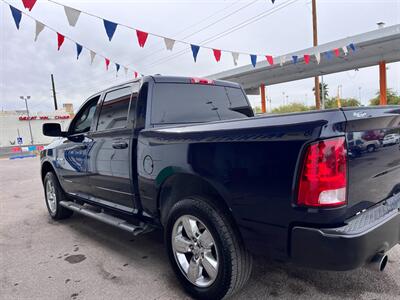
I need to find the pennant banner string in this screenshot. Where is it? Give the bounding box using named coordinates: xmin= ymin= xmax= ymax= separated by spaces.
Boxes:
xmin=40 ymin=0 xmax=356 ymax=69
xmin=2 ymin=0 xmax=142 ymax=76
xmin=45 ymin=0 xmax=288 ymax=57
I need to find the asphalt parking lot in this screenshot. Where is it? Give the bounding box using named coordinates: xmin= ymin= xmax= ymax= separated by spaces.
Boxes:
xmin=1 ymin=157 xmax=399 ymax=300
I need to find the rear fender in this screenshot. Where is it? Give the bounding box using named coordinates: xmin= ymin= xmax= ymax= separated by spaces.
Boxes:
xmin=156 ymin=170 xmax=233 ymax=226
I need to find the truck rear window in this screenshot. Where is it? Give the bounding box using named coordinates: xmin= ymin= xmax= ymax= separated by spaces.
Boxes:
xmin=151 ymin=83 xmax=252 ymax=124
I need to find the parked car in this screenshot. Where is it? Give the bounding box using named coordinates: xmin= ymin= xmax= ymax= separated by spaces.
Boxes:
xmin=383 ymin=133 xmax=400 ymax=146
xmin=347 ymin=133 xmax=380 ymax=157
xmin=361 ymin=139 xmax=381 ymax=152
xmin=41 ymin=76 xmax=400 ymax=299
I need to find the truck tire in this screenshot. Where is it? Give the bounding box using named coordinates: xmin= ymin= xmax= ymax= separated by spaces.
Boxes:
xmin=44 ymin=172 xmax=73 ymax=220
xmin=165 ymin=196 xmax=252 ymax=300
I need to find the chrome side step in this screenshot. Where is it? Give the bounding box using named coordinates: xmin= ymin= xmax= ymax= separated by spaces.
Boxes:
xmin=59 ymin=201 xmax=153 ymax=236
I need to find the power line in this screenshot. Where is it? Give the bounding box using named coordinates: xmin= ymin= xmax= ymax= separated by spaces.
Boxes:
xmin=45 ymin=0 xmax=281 ymax=56
xmin=130 ymin=0 xmax=258 ymax=65
xmin=140 ymin=0 xmax=300 ymax=72
xmin=133 ymin=0 xmax=244 ymax=63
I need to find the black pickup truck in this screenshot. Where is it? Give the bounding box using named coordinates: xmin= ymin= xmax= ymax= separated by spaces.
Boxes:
xmin=41 ymin=76 xmax=400 ymax=299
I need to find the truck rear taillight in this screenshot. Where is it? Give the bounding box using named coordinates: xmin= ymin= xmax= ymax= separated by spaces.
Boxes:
xmin=297 ymin=137 xmax=347 ymax=208
xmin=190 ymin=78 xmax=214 ymax=85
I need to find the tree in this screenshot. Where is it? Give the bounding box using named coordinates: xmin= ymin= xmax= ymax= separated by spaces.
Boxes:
xmin=253 ymin=106 xmax=263 ymax=114
xmin=312 ymin=82 xmax=329 ymax=103
xmin=271 ymin=103 xmax=311 ymax=114
xmin=324 ymin=97 xmax=361 ymax=108
xmin=369 ymin=89 xmax=400 ymax=105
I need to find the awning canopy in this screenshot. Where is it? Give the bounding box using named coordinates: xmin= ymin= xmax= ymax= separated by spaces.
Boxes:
xmin=209 ymin=24 xmax=400 ymax=94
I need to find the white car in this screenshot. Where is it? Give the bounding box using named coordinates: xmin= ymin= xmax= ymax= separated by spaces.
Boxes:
xmin=382 ymin=133 xmax=400 ymax=146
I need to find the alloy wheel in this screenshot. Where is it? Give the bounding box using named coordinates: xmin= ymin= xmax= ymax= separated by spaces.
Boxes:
xmin=171 ymin=215 xmax=219 ymax=288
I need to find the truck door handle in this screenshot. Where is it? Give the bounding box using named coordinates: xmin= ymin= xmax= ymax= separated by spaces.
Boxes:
xmin=77 ymin=144 xmax=87 ymax=150
xmin=112 ymin=141 xmax=128 ymax=149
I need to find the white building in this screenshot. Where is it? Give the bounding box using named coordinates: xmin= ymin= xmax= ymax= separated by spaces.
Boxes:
xmin=0 ymin=105 xmax=73 ymax=147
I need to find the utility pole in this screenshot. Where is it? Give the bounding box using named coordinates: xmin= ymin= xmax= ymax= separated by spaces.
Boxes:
xmin=312 ymin=0 xmax=321 ymax=109
xmin=260 ymin=84 xmax=266 ymax=113
xmin=321 ymin=75 xmax=325 ymax=109
xmin=20 ymin=96 xmax=34 ymax=145
xmin=336 ymin=85 xmax=342 ymax=108
xmin=51 ymin=74 xmax=58 ymax=110
xmin=376 ymin=22 xmax=387 ymax=105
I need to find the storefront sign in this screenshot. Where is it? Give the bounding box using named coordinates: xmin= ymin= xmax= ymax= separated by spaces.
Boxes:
xmin=19 ymin=115 xmax=70 ymax=121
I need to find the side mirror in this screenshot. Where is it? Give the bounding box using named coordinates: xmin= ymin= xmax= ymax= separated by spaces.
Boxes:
xmin=43 ymin=123 xmax=66 ymax=137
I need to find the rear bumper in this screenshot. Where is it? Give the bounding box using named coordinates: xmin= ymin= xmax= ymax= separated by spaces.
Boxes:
xmin=291 ymin=194 xmax=400 ymax=271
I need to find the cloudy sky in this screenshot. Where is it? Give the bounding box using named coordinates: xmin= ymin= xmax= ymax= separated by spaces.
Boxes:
xmin=1 ymin=0 xmax=399 ymax=112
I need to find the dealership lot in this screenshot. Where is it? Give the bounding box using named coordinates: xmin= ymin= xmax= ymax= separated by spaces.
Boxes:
xmin=1 ymin=157 xmax=399 ymax=300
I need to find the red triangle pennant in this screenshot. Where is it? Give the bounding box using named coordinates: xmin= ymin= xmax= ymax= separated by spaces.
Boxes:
xmin=22 ymin=0 xmax=37 ymax=11
xmin=136 ymin=30 xmax=148 ymax=48
xmin=333 ymin=48 xmax=340 ymax=57
xmin=134 ymin=71 xmax=138 ymax=78
xmin=213 ymin=49 xmax=221 ymax=62
xmin=57 ymin=33 xmax=64 ymax=50
xmin=105 ymin=58 xmax=110 ymax=70
xmin=266 ymin=55 xmax=274 ymax=65
xmin=304 ymin=54 xmax=310 ymax=64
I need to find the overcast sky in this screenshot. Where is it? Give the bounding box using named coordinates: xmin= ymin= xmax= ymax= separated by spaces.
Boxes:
xmin=1 ymin=0 xmax=399 ymax=112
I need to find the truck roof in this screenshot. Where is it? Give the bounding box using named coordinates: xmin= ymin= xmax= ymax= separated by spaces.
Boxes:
xmin=100 ymin=75 xmax=242 ymax=93
xmin=150 ymin=75 xmax=242 ymax=88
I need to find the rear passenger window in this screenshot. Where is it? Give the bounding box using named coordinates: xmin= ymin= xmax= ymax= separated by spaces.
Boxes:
xmin=97 ymin=87 xmax=132 ymax=131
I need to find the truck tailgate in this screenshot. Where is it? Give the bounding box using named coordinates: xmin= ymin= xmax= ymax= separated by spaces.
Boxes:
xmin=343 ymin=106 xmax=400 ymax=218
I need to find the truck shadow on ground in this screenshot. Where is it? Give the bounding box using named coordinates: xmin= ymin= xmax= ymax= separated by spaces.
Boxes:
xmin=59 ymin=214 xmax=400 ymax=300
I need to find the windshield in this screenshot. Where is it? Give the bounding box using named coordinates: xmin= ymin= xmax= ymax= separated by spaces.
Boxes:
xmin=151 ymin=83 xmax=253 ymax=124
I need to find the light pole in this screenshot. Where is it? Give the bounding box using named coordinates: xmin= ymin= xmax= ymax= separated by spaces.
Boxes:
xmin=20 ymin=96 xmax=34 ymax=145
xmin=312 ymin=0 xmax=320 ymax=109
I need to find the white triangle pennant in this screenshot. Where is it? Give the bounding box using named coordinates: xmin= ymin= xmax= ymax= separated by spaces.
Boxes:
xmin=315 ymin=52 xmax=321 ymax=64
xmin=342 ymin=46 xmax=348 ymax=56
xmin=164 ymin=38 xmax=175 ymax=51
xmin=279 ymin=55 xmax=287 ymax=66
xmin=64 ymin=6 xmax=81 ymax=27
xmin=34 ymin=21 xmax=45 ymax=41
xmin=231 ymin=52 xmax=239 ymax=66
xmin=124 ymin=66 xmax=128 ymax=76
xmin=90 ymin=50 xmax=96 ymax=65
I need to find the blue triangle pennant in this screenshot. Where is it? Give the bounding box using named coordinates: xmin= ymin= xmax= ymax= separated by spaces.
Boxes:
xmin=191 ymin=44 xmax=200 ymax=62
xmin=325 ymin=51 xmax=333 ymax=60
xmin=76 ymin=43 xmax=83 ymax=60
xmin=292 ymin=55 xmax=298 ymax=64
xmin=348 ymin=43 xmax=356 ymax=52
xmin=9 ymin=5 xmax=22 ymax=30
xmin=103 ymin=19 xmax=118 ymax=41
xmin=250 ymin=54 xmax=257 ymax=67
xmin=115 ymin=63 xmax=120 ymax=72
